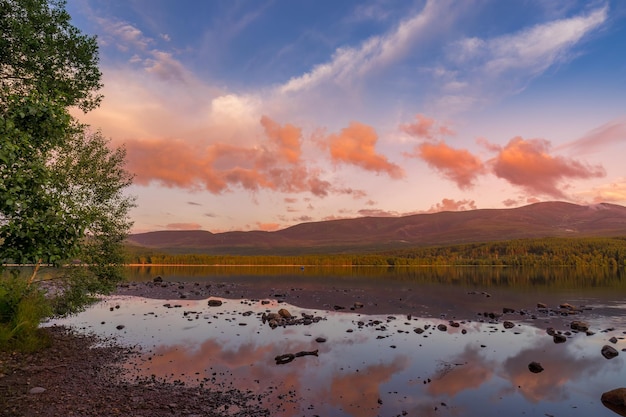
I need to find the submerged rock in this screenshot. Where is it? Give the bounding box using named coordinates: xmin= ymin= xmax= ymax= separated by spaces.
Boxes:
xmin=602 ymin=345 xmax=619 ymax=359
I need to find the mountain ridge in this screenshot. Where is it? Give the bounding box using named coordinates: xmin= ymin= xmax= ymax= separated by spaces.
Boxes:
xmin=127 ymin=202 xmax=626 ymax=254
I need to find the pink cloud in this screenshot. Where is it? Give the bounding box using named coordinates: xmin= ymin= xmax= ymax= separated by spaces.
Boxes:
xmin=425 ymin=198 xmax=477 ymax=213
xmin=325 ymin=122 xmax=405 ymax=179
xmin=256 ymin=222 xmax=281 ymax=231
xmin=166 ymin=223 xmax=202 ymax=230
xmin=260 ymin=115 xmax=302 ymax=163
xmin=124 ymin=116 xmax=336 ymax=197
xmin=357 ymin=208 xmax=402 ymax=217
xmin=491 ymin=136 xmax=605 ymax=198
xmin=587 ymin=178 xmax=626 ymax=203
xmin=559 ymin=117 xmax=626 ymax=154
xmin=413 ymin=141 xmax=485 ymax=189
xmin=502 ymin=198 xmax=518 ymax=207
xmin=400 ymin=114 xmax=455 ymax=140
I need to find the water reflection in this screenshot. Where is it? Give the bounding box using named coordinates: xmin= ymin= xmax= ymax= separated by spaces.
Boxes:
xmin=49 ymin=293 xmax=626 ymax=417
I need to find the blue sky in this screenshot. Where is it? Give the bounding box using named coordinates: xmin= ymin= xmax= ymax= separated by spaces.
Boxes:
xmin=66 ymin=0 xmax=626 ymax=233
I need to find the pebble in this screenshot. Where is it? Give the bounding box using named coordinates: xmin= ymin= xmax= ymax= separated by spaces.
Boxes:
xmin=29 ymin=387 xmax=46 ymax=394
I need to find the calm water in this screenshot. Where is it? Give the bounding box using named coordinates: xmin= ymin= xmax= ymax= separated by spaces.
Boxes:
xmin=47 ymin=266 xmax=626 ymax=416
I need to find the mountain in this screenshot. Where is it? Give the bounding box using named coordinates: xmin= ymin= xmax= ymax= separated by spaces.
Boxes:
xmin=127 ymin=202 xmax=626 ymax=255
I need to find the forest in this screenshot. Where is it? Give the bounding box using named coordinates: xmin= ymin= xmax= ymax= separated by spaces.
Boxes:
xmin=125 ymin=236 xmax=626 ymax=269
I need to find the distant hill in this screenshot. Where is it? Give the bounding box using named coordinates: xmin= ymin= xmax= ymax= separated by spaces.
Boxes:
xmin=127 ymin=202 xmax=626 ymax=255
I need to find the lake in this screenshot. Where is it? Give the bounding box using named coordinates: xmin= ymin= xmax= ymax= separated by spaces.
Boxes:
xmin=47 ymin=266 xmax=626 ymax=416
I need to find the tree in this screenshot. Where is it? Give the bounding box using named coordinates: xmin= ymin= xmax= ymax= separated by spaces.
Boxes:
xmin=1 ymin=0 xmax=134 ymax=348
xmin=0 ymin=0 xmax=102 ymax=111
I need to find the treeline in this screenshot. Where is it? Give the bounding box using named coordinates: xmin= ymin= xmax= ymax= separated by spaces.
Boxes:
xmin=125 ymin=237 xmax=626 ymax=268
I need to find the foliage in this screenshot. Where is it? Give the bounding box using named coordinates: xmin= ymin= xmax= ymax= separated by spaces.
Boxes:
xmin=0 ymin=273 xmax=51 ymax=351
xmin=125 ymin=237 xmax=626 ymax=269
xmin=0 ymin=0 xmax=134 ymax=349
xmin=0 ymin=94 xmax=83 ymax=265
xmin=0 ymin=0 xmax=102 ymax=111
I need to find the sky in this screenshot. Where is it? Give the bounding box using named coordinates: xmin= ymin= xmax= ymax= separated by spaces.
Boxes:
xmin=65 ymin=0 xmax=626 ymax=233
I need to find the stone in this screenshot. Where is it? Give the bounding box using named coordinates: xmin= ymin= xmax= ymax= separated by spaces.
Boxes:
xmin=553 ymin=334 xmax=567 ymax=344
xmin=602 ymin=388 xmax=626 ymax=405
xmin=315 ymin=337 xmax=326 ymax=343
xmin=503 ymin=307 xmax=515 ymax=314
xmin=537 ymin=302 xmax=547 ymax=309
xmin=278 ymin=308 xmax=292 ymax=319
xmin=610 ymin=336 xmax=619 ymax=344
xmin=353 ymin=302 xmax=364 ymax=309
xmin=437 ymin=324 xmax=448 ymax=332
xmin=153 ymin=276 xmax=163 ymax=283
xmin=208 ymin=299 xmax=223 ymax=307
xmin=528 ymin=362 xmax=543 ymax=373
xmin=503 ymin=321 xmax=515 ymax=329
xmin=116 ymin=324 xmax=125 ymax=330
xmin=603 ymin=345 xmax=619 ymax=359
xmin=571 ymin=321 xmax=589 ymax=332
xmin=29 ymin=387 xmax=46 ymax=394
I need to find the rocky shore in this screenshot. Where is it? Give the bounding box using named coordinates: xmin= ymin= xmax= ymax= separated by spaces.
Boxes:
xmin=0 ymin=325 xmax=270 ymax=417
xmin=2 ymin=279 xmax=626 ymax=417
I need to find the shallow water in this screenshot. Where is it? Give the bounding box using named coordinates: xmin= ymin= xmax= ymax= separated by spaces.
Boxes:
xmin=48 ymin=267 xmax=626 ymax=417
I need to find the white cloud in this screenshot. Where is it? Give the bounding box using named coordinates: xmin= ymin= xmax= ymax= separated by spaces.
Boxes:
xmin=438 ymin=5 xmax=608 ymax=113
xmin=279 ymin=0 xmax=461 ymax=94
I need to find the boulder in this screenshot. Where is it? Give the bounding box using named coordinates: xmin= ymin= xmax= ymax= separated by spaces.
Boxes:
xmin=553 ymin=334 xmax=567 ymax=344
xmin=603 ymin=345 xmax=619 ymax=359
xmin=571 ymin=321 xmax=589 ymax=332
xmin=602 ymin=388 xmax=626 ymax=405
xmin=208 ymin=299 xmax=223 ymax=307
xmin=278 ymin=308 xmax=292 ymax=319
xmin=503 ymin=321 xmax=515 ymax=329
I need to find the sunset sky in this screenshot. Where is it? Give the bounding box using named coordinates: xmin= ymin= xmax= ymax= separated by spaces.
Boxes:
xmin=66 ymin=0 xmax=626 ymax=233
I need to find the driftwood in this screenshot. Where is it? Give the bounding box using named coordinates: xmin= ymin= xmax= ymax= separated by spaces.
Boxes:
xmin=274 ymin=349 xmax=319 ymax=365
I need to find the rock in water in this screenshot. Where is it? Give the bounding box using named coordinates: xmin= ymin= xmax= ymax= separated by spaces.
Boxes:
xmin=602 ymin=345 xmax=619 ymax=359
xmin=602 ymin=388 xmax=626 ymax=405
xmin=571 ymin=321 xmax=589 ymax=332
xmin=528 ymin=362 xmax=544 ymax=373
xmin=278 ymin=308 xmax=292 ymax=318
